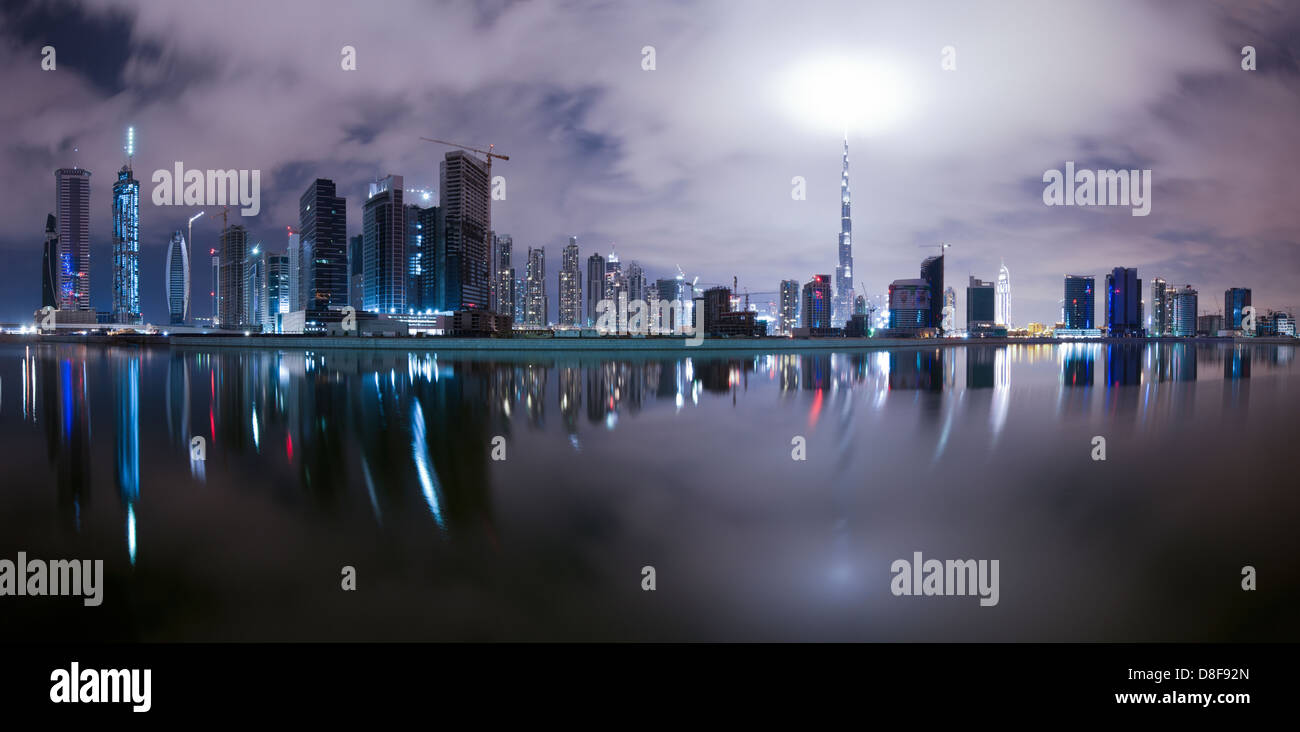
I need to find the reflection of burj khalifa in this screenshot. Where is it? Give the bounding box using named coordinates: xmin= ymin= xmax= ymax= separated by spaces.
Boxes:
xmin=833 ymin=137 xmax=854 ymax=327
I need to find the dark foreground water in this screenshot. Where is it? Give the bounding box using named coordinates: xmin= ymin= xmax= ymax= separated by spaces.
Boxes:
xmin=0 ymin=341 xmax=1296 ymax=641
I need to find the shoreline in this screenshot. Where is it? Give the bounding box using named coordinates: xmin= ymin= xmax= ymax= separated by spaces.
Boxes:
xmin=2 ymin=333 xmax=1294 ymax=353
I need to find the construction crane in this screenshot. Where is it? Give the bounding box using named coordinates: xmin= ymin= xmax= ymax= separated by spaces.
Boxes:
xmin=418 ymin=137 xmax=510 ymax=172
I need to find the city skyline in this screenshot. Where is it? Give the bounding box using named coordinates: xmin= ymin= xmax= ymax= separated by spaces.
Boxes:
xmin=1 ymin=1 xmax=1298 ymax=327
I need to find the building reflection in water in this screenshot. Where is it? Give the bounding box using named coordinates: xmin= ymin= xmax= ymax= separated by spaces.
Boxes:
xmin=9 ymin=340 xmax=1297 ymax=562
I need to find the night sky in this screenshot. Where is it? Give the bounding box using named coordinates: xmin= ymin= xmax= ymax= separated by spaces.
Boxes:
xmin=1 ymin=0 xmax=1297 ymax=325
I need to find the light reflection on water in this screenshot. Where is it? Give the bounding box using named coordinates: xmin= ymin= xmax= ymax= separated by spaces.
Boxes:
xmin=0 ymin=341 xmax=1295 ymax=641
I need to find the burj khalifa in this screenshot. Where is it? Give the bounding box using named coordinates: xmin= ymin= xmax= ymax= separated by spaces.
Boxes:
xmin=833 ymin=137 xmax=855 ymax=327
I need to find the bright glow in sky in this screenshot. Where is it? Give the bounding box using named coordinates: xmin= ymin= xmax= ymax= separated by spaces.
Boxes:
xmin=775 ymin=55 xmax=916 ymax=136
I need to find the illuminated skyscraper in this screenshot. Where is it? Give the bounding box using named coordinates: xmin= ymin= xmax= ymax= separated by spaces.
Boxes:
xmin=55 ymin=166 xmax=92 ymax=310
xmin=525 ymin=246 xmax=546 ymax=326
xmin=299 ymin=178 xmax=348 ymax=311
xmin=218 ymin=225 xmax=249 ymax=327
xmin=362 ymin=174 xmax=406 ymax=314
xmin=920 ymin=255 xmax=944 ymax=333
xmin=1064 ymin=275 xmax=1095 ymax=329
xmin=1172 ymin=285 xmax=1198 ymax=337
xmin=996 ymin=260 xmax=1011 ymax=327
xmin=494 ymin=233 xmax=515 ymax=318
xmin=833 ymin=137 xmax=855 ymax=327
xmin=780 ymin=279 xmax=799 ymax=334
xmin=803 ymin=274 xmax=832 ymax=329
xmin=112 ymin=127 xmax=141 ymax=324
xmin=1105 ymin=267 xmax=1143 ymax=337
xmin=1150 ymin=277 xmax=1168 ymax=335
xmin=165 ymin=230 xmax=189 ymax=325
xmin=286 ymin=227 xmax=300 ymax=311
xmin=1224 ymin=287 xmax=1252 ymax=330
xmin=559 ymin=237 xmax=581 ymax=326
xmin=440 ymin=151 xmax=491 ymax=310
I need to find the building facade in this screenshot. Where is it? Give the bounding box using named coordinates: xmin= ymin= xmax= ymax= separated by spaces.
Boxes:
xmin=111 ymin=162 xmax=141 ymax=324
xmin=524 ymin=246 xmax=546 ymax=326
xmin=1105 ymin=267 xmax=1143 ymax=336
xmin=559 ymin=237 xmax=581 ymax=326
xmin=440 ymin=151 xmax=492 ymax=310
xmin=362 ymin=175 xmax=406 ymax=314
xmin=803 ymin=274 xmax=832 ymax=330
xmin=165 ymin=230 xmax=189 ymax=325
xmin=1172 ymin=285 xmax=1198 ymax=337
xmin=1064 ymin=275 xmax=1095 ymax=330
xmin=55 ymin=167 xmax=92 ymax=311
xmin=299 ymin=178 xmax=348 ymax=311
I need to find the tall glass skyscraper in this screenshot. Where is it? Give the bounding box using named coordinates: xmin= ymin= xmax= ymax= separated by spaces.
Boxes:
xmin=559 ymin=237 xmax=581 ymax=326
xmin=920 ymin=255 xmax=944 ymax=333
xmin=112 ymin=151 xmax=141 ymax=324
xmin=362 ymin=175 xmax=406 ymax=314
xmin=440 ymin=151 xmax=491 ymax=310
xmin=165 ymin=230 xmax=189 ymax=325
xmin=803 ymin=274 xmax=832 ymax=329
xmin=218 ymin=225 xmax=249 ymax=327
xmin=1105 ymin=267 xmax=1142 ymax=337
xmin=833 ymin=137 xmax=855 ymax=327
xmin=1172 ymin=286 xmax=1198 ymax=336
xmin=55 ymin=167 xmax=92 ymax=311
xmin=1224 ymin=287 xmax=1252 ymax=330
xmin=299 ymin=178 xmax=348 ymax=311
xmin=586 ymin=253 xmax=605 ymax=327
xmin=494 ymin=234 xmax=514 ymax=319
xmin=1150 ymin=277 xmax=1168 ymax=335
xmin=780 ymin=279 xmax=799 ymax=335
xmin=524 ymin=246 xmax=546 ymax=326
xmin=1064 ymin=275 xmax=1095 ymax=329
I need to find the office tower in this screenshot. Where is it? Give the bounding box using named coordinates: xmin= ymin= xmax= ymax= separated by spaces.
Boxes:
xmin=218 ymin=225 xmax=249 ymax=327
xmin=244 ymin=244 xmax=267 ymax=331
xmin=943 ymin=286 xmax=956 ymax=320
xmin=920 ymin=255 xmax=944 ymax=333
xmin=1172 ymin=285 xmax=1198 ymax=336
xmin=1063 ymin=275 xmax=1095 ymax=329
xmin=298 ymin=178 xmax=348 ymax=311
xmin=559 ymin=237 xmax=581 ymax=326
xmin=55 ymin=167 xmax=92 ymax=310
xmin=1150 ymin=277 xmax=1168 ymax=336
xmin=362 ymin=175 xmax=406 ymax=314
xmin=605 ymin=249 xmax=623 ymax=298
xmin=626 ymin=261 xmax=645 ymax=304
xmin=494 ymin=233 xmax=514 ymax=318
xmin=525 ymin=246 xmax=546 ymax=326
xmin=1224 ymin=287 xmax=1252 ymax=330
xmin=210 ymin=248 xmax=219 ymax=323
xmin=996 ymin=261 xmax=1011 ymax=327
xmin=703 ymin=286 xmax=731 ymax=333
xmin=780 ymin=279 xmax=799 ymax=335
xmin=655 ymin=276 xmax=690 ymax=333
xmin=833 ymin=136 xmax=855 ymax=328
xmin=966 ymin=276 xmax=995 ymax=328
xmin=41 ymin=214 xmax=58 ymax=309
xmin=165 ymin=230 xmax=189 ymax=325
xmin=587 ymin=253 xmax=606 ymax=326
xmin=111 ymin=146 xmax=141 ymax=324
xmin=888 ymin=279 xmax=931 ymax=329
xmin=406 ymin=205 xmax=443 ymax=313
xmin=513 ymin=273 xmax=524 ymax=323
xmin=266 ymin=253 xmax=289 ymax=333
xmin=440 ymin=150 xmax=491 ymax=310
xmin=286 ymin=227 xmax=300 ymax=312
xmin=347 ymin=234 xmax=363 ymax=310
xmin=855 ymin=294 xmax=867 ymax=316
xmin=802 ymin=274 xmax=832 ymax=329
xmin=1105 ymin=267 xmax=1142 ymax=336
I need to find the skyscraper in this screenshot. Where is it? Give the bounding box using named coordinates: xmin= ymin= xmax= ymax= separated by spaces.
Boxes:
xmin=348 ymin=233 xmax=363 ymax=310
xmin=286 ymin=227 xmax=300 ymax=312
xmin=559 ymin=237 xmax=581 ymax=327
xmin=111 ymin=137 xmax=141 ymax=324
xmin=780 ymin=279 xmax=799 ymax=335
xmin=55 ymin=167 xmax=92 ymax=310
xmin=266 ymin=253 xmax=290 ymax=332
xmin=1105 ymin=267 xmax=1142 ymax=336
xmin=833 ymin=137 xmax=855 ymax=328
xmin=626 ymin=261 xmax=645 ymax=304
xmin=920 ymin=255 xmax=944 ymax=333
xmin=299 ymin=178 xmax=348 ymax=311
xmin=1224 ymin=287 xmax=1252 ymax=330
xmin=1172 ymin=286 xmax=1198 ymax=337
xmin=244 ymin=244 xmax=267 ymax=331
xmin=587 ymin=253 xmax=605 ymax=326
xmin=362 ymin=175 xmax=406 ymax=314
xmin=407 ymin=205 xmax=442 ymax=313
xmin=996 ymin=261 xmax=1011 ymax=327
xmin=41 ymin=214 xmax=58 ymax=309
xmin=440 ymin=151 xmax=491 ymax=310
xmin=525 ymin=246 xmax=546 ymax=326
xmin=218 ymin=225 xmax=249 ymax=328
xmin=210 ymin=248 xmax=219 ymax=323
xmin=967 ymin=276 xmax=995 ymax=328
xmin=1063 ymin=275 xmax=1095 ymax=329
xmin=888 ymin=279 xmax=930 ymax=329
xmin=1150 ymin=277 xmax=1168 ymax=336
xmin=165 ymin=230 xmax=189 ymax=325
xmin=494 ymin=233 xmax=514 ymax=318
xmin=803 ymin=274 xmax=832 ymax=330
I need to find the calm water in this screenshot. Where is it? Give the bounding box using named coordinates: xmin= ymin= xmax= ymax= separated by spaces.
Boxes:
xmin=0 ymin=341 xmax=1296 ymax=641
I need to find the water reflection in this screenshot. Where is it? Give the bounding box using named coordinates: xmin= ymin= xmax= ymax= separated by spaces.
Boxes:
xmin=2 ymin=340 xmax=1297 ymax=641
